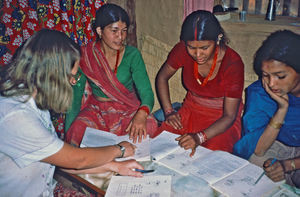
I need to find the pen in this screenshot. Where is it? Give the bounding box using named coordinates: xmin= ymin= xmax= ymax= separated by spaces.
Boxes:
xmin=254 ymin=158 xmax=277 ymax=185
xmin=133 ymin=169 xmax=155 ymax=173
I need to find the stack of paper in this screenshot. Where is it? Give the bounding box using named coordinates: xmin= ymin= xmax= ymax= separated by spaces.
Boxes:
xmin=80 ymin=127 xmax=150 ymax=161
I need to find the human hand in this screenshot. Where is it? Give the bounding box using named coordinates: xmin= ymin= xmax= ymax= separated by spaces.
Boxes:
xmin=175 ymin=134 xmax=197 ymax=157
xmin=115 ymin=160 xmax=144 ymax=177
xmin=126 ymin=110 xmax=148 ymax=143
xmin=118 ymin=141 xmax=136 ymax=158
xmin=165 ymin=112 xmax=182 ymax=130
xmin=263 ymin=158 xmax=285 ymax=182
xmin=262 ymin=78 xmax=289 ymax=109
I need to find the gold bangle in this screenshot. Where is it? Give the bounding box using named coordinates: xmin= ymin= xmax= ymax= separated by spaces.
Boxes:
xmin=269 ymin=118 xmax=283 ymax=129
xmin=291 ymin=160 xmax=296 ymax=171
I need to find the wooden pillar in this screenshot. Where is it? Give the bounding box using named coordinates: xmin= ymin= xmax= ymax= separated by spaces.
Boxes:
xmin=125 ymin=0 xmax=137 ymax=47
xmin=255 ymin=0 xmax=262 ymax=14
xmin=298 ymin=0 xmax=300 ymax=16
xmin=229 ymin=0 xmax=235 ymax=7
xmin=282 ymin=0 xmax=291 ymax=15
xmin=242 ymin=0 xmax=249 ymax=11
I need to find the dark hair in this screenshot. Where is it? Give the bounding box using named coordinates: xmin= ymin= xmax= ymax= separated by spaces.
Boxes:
xmin=180 ymin=10 xmax=228 ymax=46
xmin=94 ymin=3 xmax=130 ymax=30
xmin=253 ymin=30 xmax=300 ymax=77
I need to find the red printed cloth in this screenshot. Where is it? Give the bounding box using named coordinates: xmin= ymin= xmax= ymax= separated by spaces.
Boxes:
xmin=65 ymin=42 xmax=158 ymax=146
xmin=0 ymin=0 xmax=105 ymax=65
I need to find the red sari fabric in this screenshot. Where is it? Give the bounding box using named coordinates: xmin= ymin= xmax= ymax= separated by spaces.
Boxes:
xmin=158 ymin=41 xmax=244 ymax=152
xmin=166 ymin=41 xmax=244 ymax=98
xmin=159 ymin=92 xmax=243 ymax=152
xmin=65 ymin=42 xmax=157 ymax=146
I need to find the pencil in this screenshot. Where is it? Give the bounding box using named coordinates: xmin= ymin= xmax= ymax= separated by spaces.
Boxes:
xmin=254 ymin=158 xmax=277 ymax=185
xmin=133 ymin=169 xmax=155 ymax=173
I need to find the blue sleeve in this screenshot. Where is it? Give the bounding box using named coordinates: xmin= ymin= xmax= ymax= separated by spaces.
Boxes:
xmin=233 ymin=80 xmax=277 ymax=159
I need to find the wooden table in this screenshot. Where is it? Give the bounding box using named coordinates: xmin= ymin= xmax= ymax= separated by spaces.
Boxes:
xmin=54 ymin=168 xmax=106 ymax=197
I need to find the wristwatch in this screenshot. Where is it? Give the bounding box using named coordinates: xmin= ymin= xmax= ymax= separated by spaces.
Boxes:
xmin=115 ymin=144 xmax=125 ymax=158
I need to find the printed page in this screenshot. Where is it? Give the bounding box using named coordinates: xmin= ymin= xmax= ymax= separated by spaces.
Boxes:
xmin=116 ymin=135 xmax=150 ymax=162
xmin=80 ymin=127 xmax=150 ymax=161
xmin=189 ymin=151 xmax=249 ymax=184
xmin=142 ymin=160 xmax=215 ymax=197
xmin=157 ymin=146 xmax=213 ymax=175
xmin=105 ymin=175 xmax=172 ymax=197
xmin=80 ymin=127 xmax=117 ymax=148
xmin=270 ymin=188 xmax=299 ymax=197
xmin=150 ymin=130 xmax=180 ymax=161
xmin=211 ymin=163 xmax=282 ymax=197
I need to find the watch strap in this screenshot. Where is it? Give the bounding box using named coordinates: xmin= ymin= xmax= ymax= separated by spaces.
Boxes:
xmin=115 ymin=144 xmax=125 ymax=158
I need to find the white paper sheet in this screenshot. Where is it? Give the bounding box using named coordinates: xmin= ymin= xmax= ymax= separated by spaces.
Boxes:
xmin=150 ymin=130 xmax=180 ymax=161
xmin=105 ymin=175 xmax=172 ymax=197
xmin=80 ymin=127 xmax=150 ymax=161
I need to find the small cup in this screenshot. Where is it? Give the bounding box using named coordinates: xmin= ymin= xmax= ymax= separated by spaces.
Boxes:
xmin=239 ymin=10 xmax=246 ymax=22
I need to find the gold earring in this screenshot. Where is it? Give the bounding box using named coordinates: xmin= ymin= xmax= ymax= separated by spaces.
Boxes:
xmin=217 ymin=35 xmax=223 ymax=45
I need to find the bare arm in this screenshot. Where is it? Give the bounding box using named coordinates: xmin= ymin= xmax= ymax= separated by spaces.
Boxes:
xmin=205 ymin=97 xmax=241 ymax=138
xmin=61 ymin=160 xmax=144 ymax=177
xmin=42 ymin=141 xmax=135 ymax=170
xmin=156 ymin=63 xmax=177 ymax=111
xmin=254 ymin=79 xmax=288 ymax=156
xmin=156 ymin=63 xmax=182 ymax=129
xmin=177 ymin=97 xmax=241 ymax=156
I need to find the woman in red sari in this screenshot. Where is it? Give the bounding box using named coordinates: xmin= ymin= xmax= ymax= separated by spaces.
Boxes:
xmin=156 ymin=10 xmax=244 ymax=156
xmin=65 ymin=4 xmax=157 ymax=146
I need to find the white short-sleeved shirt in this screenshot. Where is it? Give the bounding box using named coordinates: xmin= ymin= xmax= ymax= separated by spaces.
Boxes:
xmin=0 ymin=96 xmax=64 ymax=197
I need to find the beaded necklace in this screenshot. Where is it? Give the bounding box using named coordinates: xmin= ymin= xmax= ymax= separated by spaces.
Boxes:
xmin=193 ymin=46 xmax=218 ymax=86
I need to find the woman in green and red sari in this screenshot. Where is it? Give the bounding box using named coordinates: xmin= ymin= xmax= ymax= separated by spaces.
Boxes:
xmin=65 ymin=4 xmax=157 ymax=147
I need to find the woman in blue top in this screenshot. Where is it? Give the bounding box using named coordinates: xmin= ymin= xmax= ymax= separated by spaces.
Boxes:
xmin=234 ymin=30 xmax=300 ymax=188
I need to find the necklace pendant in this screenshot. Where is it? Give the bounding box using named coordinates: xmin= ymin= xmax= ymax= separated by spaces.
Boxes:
xmin=196 ymin=78 xmax=202 ymax=85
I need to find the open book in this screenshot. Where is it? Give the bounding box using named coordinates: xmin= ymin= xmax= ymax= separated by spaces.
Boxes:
xmin=150 ymin=131 xmax=215 ymax=176
xmin=80 ymin=127 xmax=150 ymax=161
xmin=150 ymin=131 xmax=282 ymax=197
xmin=155 ymin=145 xmax=213 ymax=176
xmin=183 ymin=150 xmax=281 ymax=197
xmin=105 ymin=175 xmax=172 ymax=197
xmin=150 ymin=130 xmax=181 ymax=161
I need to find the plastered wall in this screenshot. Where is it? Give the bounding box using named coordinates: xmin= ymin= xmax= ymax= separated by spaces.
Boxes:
xmin=136 ymin=0 xmax=185 ymax=111
xmin=108 ymin=0 xmax=300 ymax=111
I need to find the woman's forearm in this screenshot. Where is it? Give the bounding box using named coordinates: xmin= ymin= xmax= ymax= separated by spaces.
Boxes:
xmin=204 ymin=97 xmax=241 ymax=139
xmin=204 ymin=113 xmax=237 ymax=139
xmin=155 ymin=64 xmax=175 ymax=111
xmin=43 ymin=143 xmax=122 ymax=170
xmin=255 ymin=107 xmax=288 ymax=156
xmin=282 ymin=157 xmax=300 ymax=172
xmin=156 ymin=79 xmax=172 ymax=111
xmin=61 ymin=161 xmax=114 ymax=174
